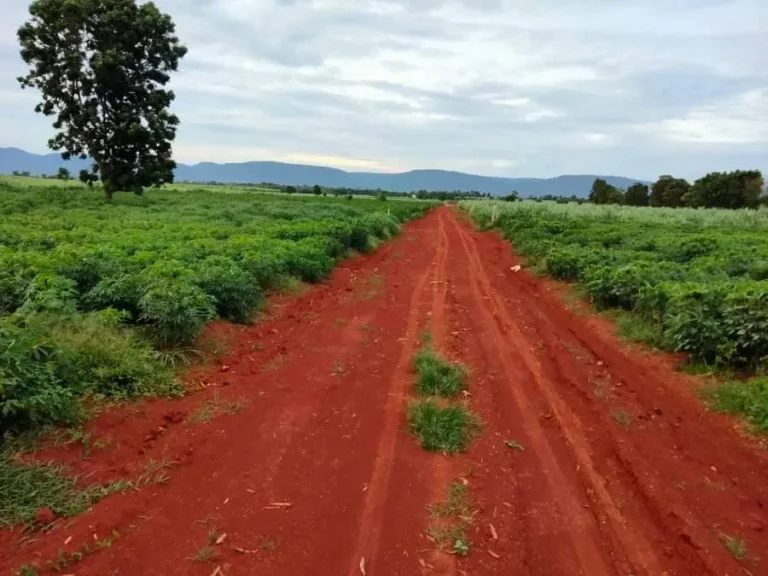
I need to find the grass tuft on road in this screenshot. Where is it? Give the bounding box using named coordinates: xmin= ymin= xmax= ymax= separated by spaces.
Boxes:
xmin=408 ymin=399 xmax=481 ymax=452
xmin=412 ymin=345 xmax=467 ymax=398
xmin=426 ymin=480 xmax=475 ymax=557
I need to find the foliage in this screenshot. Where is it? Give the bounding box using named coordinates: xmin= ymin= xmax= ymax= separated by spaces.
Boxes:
xmin=707 ymin=377 xmax=768 ymax=433
xmin=688 ymin=170 xmax=764 ymax=209
xmin=588 ymin=178 xmax=623 ymax=205
xmin=624 ymin=183 xmax=649 ymax=206
xmin=17 ymin=0 xmax=187 ymax=198
xmin=0 ymin=178 xmax=434 ymax=433
xmin=461 ymin=199 xmax=768 ymax=373
xmin=650 ymin=175 xmax=691 ymax=208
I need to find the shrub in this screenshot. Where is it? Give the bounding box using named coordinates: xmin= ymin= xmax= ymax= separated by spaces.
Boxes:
xmin=82 ymin=273 xmax=143 ymax=318
xmin=241 ymin=251 xmax=288 ymax=290
xmin=0 ymin=319 xmax=78 ymax=433
xmin=195 ymin=256 xmax=261 ymax=323
xmin=16 ymin=274 xmax=78 ymax=316
xmin=47 ymin=312 xmax=180 ymax=398
xmin=138 ymin=281 xmax=216 ymax=347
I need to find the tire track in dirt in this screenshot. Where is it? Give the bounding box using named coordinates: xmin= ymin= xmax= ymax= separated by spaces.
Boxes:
xmin=346 ymin=224 xmax=439 ymax=576
xmin=449 ymin=211 xmax=640 ymax=575
xmin=423 ymin=210 xmax=459 ymax=576
xmin=458 ymin=215 xmax=768 ymax=575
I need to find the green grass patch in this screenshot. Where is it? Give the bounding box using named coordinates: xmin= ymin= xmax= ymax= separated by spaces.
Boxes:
xmin=407 ymin=399 xmax=481 ymax=452
xmin=705 ymin=376 xmax=768 ymax=433
xmin=0 ymin=451 xmax=131 ymax=527
xmin=412 ymin=345 xmax=467 ymax=398
xmin=603 ymin=309 xmax=666 ymax=349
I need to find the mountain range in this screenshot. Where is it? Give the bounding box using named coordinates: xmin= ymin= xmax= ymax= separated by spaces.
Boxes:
xmin=0 ymin=147 xmax=648 ymax=197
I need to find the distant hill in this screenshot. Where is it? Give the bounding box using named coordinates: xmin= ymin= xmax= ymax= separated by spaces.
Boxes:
xmin=0 ymin=147 xmax=648 ymax=197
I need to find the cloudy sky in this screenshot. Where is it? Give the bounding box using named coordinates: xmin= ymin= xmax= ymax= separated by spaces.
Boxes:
xmin=1 ymin=0 xmax=767 ymax=180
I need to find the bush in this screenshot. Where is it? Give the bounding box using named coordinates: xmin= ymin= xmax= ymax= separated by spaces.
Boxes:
xmin=16 ymin=274 xmax=78 ymax=316
xmin=82 ymin=273 xmax=143 ymax=318
xmin=138 ymin=281 xmax=216 ymax=347
xmin=584 ymin=262 xmax=660 ymax=311
xmin=195 ymin=256 xmax=261 ymax=323
xmin=0 ymin=319 xmax=78 ymax=433
xmin=47 ymin=312 xmax=180 ymax=398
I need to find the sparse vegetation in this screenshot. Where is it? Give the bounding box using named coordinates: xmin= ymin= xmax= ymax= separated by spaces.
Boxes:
xmin=407 ymin=399 xmax=481 ymax=452
xmin=190 ymin=544 xmax=216 ymax=563
xmin=719 ymin=533 xmax=747 ymax=560
xmin=610 ymin=409 xmax=633 ymax=431
xmin=426 ymin=481 xmax=474 ymax=557
xmin=186 ymin=393 xmax=248 ymax=425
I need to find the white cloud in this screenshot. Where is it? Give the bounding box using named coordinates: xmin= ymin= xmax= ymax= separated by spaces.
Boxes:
xmin=653 ymin=89 xmax=768 ymax=144
xmin=0 ymin=0 xmax=767 ymax=180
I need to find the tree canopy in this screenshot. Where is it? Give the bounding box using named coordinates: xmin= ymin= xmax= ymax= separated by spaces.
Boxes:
xmin=688 ymin=170 xmax=764 ymax=209
xmin=650 ymin=176 xmax=690 ymax=208
xmin=588 ymin=178 xmax=623 ymax=205
xmin=624 ymin=182 xmax=649 ymax=206
xmin=17 ymin=0 xmax=187 ymax=199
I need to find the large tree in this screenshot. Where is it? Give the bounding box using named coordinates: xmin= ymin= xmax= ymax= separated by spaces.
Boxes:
xmin=588 ymin=178 xmax=623 ymax=205
xmin=624 ymin=182 xmax=649 ymax=206
xmin=689 ymin=170 xmax=764 ymax=209
xmin=17 ymin=0 xmax=187 ymax=199
xmin=649 ymin=175 xmax=690 ymax=208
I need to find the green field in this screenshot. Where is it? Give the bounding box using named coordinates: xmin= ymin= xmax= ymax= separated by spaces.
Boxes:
xmin=0 ymin=177 xmax=434 ymax=434
xmin=463 ymin=200 xmax=768 ymax=431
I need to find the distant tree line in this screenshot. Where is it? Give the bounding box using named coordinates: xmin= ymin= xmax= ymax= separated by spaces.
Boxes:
xmin=588 ymin=170 xmax=767 ymax=209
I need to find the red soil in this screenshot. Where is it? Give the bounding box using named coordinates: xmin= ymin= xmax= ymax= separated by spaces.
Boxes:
xmin=2 ymin=206 xmax=767 ymax=575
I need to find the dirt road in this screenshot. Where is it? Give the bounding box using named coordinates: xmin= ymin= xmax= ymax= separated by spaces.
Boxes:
xmin=3 ymin=207 xmax=768 ymax=575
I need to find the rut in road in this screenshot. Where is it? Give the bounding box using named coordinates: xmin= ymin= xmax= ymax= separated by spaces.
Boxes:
xmin=1 ymin=207 xmax=767 ymax=576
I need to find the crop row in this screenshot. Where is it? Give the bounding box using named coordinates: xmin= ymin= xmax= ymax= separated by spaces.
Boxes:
xmin=462 ymin=201 xmax=768 ymax=372
xmin=0 ymin=181 xmax=434 ymax=432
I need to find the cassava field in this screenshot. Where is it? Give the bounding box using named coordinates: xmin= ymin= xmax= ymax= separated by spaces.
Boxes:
xmin=1 ymin=178 xmax=767 ymax=576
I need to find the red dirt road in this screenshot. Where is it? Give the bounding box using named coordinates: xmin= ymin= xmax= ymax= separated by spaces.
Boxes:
xmin=3 ymin=207 xmax=768 ymax=575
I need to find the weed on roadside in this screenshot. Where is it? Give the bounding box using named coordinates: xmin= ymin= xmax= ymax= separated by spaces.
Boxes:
xmin=190 ymin=544 xmax=216 ymax=563
xmin=413 ymin=346 xmax=467 ymax=398
xmin=426 ymin=481 xmax=475 ymax=557
xmin=186 ymin=393 xmax=249 ymax=424
xmin=408 ymin=399 xmax=481 ymax=452
xmin=428 ymin=482 xmax=472 ymax=519
xmin=719 ymin=533 xmax=747 ymax=560
xmin=610 ymin=409 xmax=633 ymax=431
xmin=258 ymin=535 xmax=281 ymax=553
xmin=704 ymin=377 xmax=768 ymax=434
xmin=359 ymin=273 xmax=383 ymax=300
xmin=426 ymin=524 xmax=471 ymax=557
xmin=332 ymin=361 xmax=346 ymax=376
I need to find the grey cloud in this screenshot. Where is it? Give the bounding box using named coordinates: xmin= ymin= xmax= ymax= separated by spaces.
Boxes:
xmin=1 ymin=0 xmax=767 ymax=180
